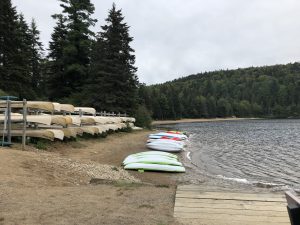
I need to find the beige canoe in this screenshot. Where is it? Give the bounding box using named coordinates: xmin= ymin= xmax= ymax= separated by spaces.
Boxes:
xmin=61 ymin=127 xmax=77 ymax=138
xmin=74 ymin=107 xmax=96 ymax=115
xmin=46 ymin=129 xmax=64 ymax=140
xmin=80 ymin=126 xmax=99 ymax=135
xmin=80 ymin=117 xmax=96 ymax=125
xmin=0 ymin=113 xmax=52 ymax=126
xmin=60 ymin=104 xmax=75 ymax=113
xmin=0 ymin=129 xmax=55 ymax=141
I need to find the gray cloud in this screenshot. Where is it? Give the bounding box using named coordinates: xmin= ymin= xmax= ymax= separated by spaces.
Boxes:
xmin=12 ymin=0 xmax=300 ymax=84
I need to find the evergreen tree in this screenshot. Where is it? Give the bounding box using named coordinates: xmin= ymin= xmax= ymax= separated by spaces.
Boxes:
xmin=14 ymin=14 xmax=35 ymax=98
xmin=29 ymin=19 xmax=44 ymax=96
xmin=60 ymin=0 xmax=96 ymax=98
xmin=0 ymin=0 xmax=20 ymax=96
xmin=84 ymin=3 xmax=138 ymax=113
xmin=47 ymin=14 xmax=68 ymax=100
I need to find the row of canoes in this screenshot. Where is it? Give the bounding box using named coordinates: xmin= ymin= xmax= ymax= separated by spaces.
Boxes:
xmin=0 ymin=113 xmax=135 ymax=126
xmin=0 ymin=100 xmax=136 ymax=142
xmin=0 ymin=123 xmax=130 ymax=141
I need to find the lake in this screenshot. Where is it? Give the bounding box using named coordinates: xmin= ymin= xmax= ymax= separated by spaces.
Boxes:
xmin=158 ymin=119 xmax=300 ymax=190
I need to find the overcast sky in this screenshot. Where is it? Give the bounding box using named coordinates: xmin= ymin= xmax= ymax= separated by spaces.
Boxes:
xmin=12 ymin=0 xmax=300 ymax=84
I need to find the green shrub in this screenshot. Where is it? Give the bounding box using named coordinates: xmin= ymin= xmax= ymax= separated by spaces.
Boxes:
xmin=134 ymin=105 xmax=152 ymax=129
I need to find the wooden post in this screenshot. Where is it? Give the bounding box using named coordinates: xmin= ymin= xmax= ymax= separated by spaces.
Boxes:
xmin=285 ymin=191 xmax=300 ymax=225
xmin=22 ymin=99 xmax=27 ymax=150
xmin=7 ymin=100 xmax=11 ymax=144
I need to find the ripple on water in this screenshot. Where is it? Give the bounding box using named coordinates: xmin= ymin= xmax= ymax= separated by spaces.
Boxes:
xmin=160 ymin=119 xmax=300 ymax=190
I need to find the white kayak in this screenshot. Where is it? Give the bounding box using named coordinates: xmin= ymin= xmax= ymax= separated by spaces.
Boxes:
xmin=132 ymin=151 xmax=178 ymax=159
xmin=146 ymin=142 xmax=183 ymax=152
xmin=123 ymin=155 xmax=182 ymax=166
xmin=147 ymin=138 xmax=185 ymax=146
xmin=124 ymin=163 xmax=185 ymax=172
xmin=149 ymin=132 xmax=187 ymax=140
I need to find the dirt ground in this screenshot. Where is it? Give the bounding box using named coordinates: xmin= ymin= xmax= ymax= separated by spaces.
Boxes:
xmin=0 ymin=130 xmax=183 ymax=225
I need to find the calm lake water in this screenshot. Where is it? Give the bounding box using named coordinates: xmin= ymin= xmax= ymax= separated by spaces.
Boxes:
xmin=159 ymin=119 xmax=300 ymax=190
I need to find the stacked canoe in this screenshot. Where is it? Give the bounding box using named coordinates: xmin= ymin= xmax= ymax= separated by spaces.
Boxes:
xmin=123 ymin=131 xmax=187 ymax=173
xmin=0 ymin=101 xmax=136 ymax=141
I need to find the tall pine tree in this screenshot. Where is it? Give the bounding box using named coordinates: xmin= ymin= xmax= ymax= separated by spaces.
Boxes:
xmin=29 ymin=19 xmax=44 ymax=96
xmin=14 ymin=14 xmax=35 ymax=98
xmin=0 ymin=0 xmax=21 ymax=96
xmin=84 ymin=3 xmax=138 ymax=113
xmin=47 ymin=14 xmax=68 ymax=100
xmin=48 ymin=0 xmax=96 ymax=101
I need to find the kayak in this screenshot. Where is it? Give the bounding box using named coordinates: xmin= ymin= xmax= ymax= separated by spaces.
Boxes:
xmin=146 ymin=142 xmax=183 ymax=152
xmin=132 ymin=151 xmax=178 ymax=159
xmin=147 ymin=139 xmax=185 ymax=147
xmin=149 ymin=132 xmax=187 ymax=140
xmin=124 ymin=163 xmax=185 ymax=172
xmin=123 ymin=155 xmax=182 ymax=166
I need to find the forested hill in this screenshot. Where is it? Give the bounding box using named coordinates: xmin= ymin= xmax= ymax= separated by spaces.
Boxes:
xmin=139 ymin=63 xmax=300 ymax=119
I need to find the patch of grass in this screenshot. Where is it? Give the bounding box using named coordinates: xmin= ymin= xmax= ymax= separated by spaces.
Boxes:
xmin=35 ymin=140 xmax=49 ymax=150
xmin=155 ymin=184 xmax=170 ymax=188
xmin=138 ymin=204 xmax=155 ymax=209
xmin=111 ymin=166 xmax=119 ymax=171
xmin=121 ymin=124 xmax=133 ymax=133
xmin=156 ymin=222 xmax=167 ymax=225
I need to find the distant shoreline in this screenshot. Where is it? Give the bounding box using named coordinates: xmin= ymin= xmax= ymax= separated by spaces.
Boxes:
xmin=152 ymin=117 xmax=259 ymax=125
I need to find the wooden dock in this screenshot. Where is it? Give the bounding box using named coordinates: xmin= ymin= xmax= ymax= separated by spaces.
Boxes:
xmin=174 ymin=185 xmax=289 ymax=225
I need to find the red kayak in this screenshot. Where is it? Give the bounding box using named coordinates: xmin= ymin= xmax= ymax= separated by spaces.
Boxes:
xmin=160 ymin=136 xmax=181 ymax=141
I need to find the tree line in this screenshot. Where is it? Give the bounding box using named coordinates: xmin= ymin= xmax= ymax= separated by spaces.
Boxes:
xmin=0 ymin=0 xmax=138 ymax=114
xmin=139 ymin=63 xmax=300 ymax=119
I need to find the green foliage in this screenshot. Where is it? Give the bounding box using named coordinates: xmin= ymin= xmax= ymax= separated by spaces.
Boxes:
xmin=134 ymin=104 xmax=152 ymax=129
xmin=0 ymin=0 xmax=45 ymax=99
xmin=47 ymin=0 xmax=96 ymax=100
xmin=28 ymin=19 xmax=44 ymax=96
xmin=47 ymin=14 xmax=68 ymax=100
xmin=82 ymin=3 xmax=138 ymax=114
xmin=31 ymin=139 xmax=50 ymax=150
xmin=0 ymin=89 xmax=7 ymax=96
xmin=141 ymin=63 xmax=300 ymax=119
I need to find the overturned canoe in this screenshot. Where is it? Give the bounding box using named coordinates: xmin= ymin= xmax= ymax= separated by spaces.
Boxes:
xmin=45 ymin=129 xmax=64 ymax=140
xmin=60 ymin=104 xmax=75 ymax=113
xmin=74 ymin=107 xmax=96 ymax=115
xmin=0 ymin=129 xmax=54 ymax=141
xmin=0 ymin=113 xmax=52 ymax=126
xmin=61 ymin=128 xmax=77 ymax=138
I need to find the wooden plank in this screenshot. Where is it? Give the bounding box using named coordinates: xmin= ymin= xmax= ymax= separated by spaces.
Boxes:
xmin=175 ymin=197 xmax=287 ymax=206
xmin=174 ymin=206 xmax=288 ymax=217
xmin=174 ymin=186 xmax=289 ymax=224
xmin=175 ymin=218 xmax=289 ymax=225
xmin=176 ymin=191 xmax=285 ymax=202
xmin=174 ymin=212 xmax=290 ymax=223
xmin=176 ymin=189 xmax=285 ymax=198
xmin=178 ymin=185 xmax=285 ymax=193
xmin=175 ymin=201 xmax=286 ymax=212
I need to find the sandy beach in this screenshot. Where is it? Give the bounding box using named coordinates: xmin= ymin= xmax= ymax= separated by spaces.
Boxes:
xmin=152 ymin=117 xmax=257 ymax=125
xmin=0 ymin=131 xmax=183 ymax=225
